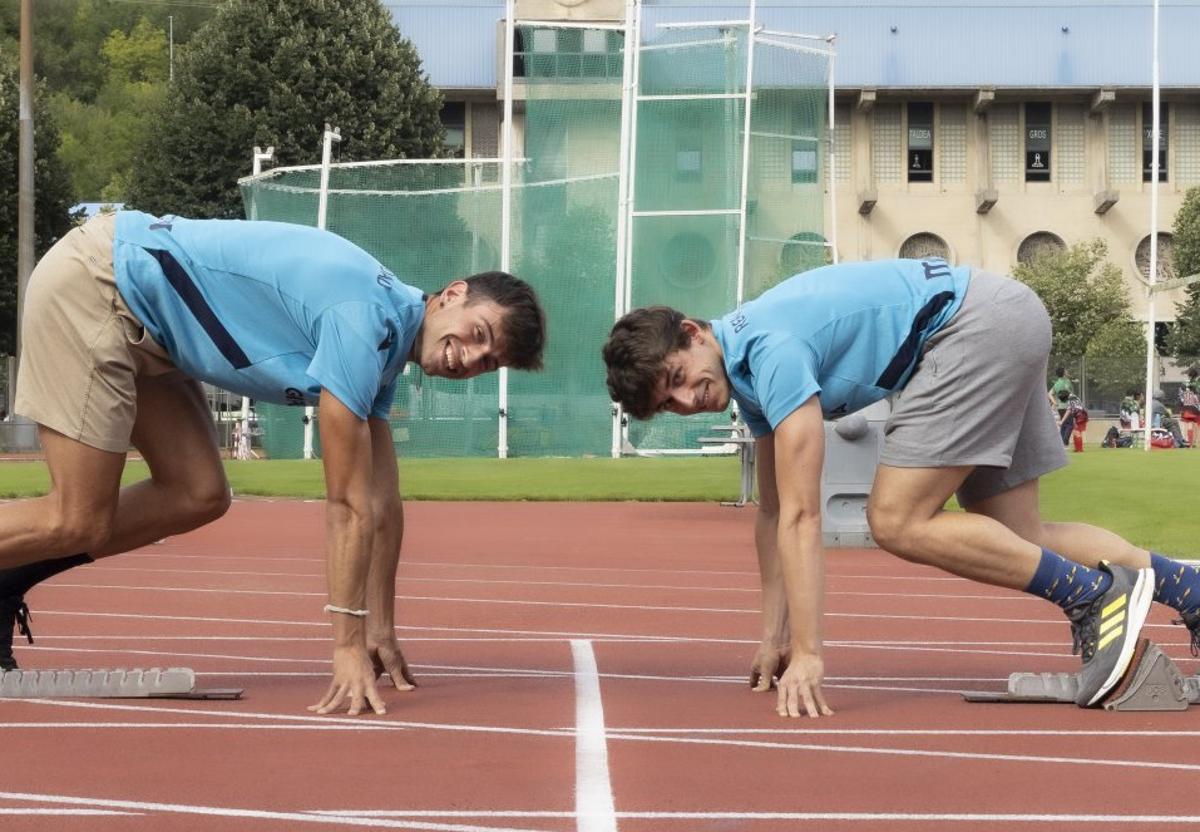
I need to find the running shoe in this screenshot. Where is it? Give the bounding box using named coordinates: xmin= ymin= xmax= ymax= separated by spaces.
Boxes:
xmin=1175 ymin=607 xmax=1200 ymax=658
xmin=1065 ymin=562 xmax=1154 ymax=707
xmin=0 ymin=594 xmax=33 ymax=672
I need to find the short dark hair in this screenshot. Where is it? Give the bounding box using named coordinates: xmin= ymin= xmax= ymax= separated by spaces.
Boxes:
xmin=1055 ymin=366 xmax=1066 ymax=378
xmin=602 ymin=306 xmax=705 ymax=419
xmin=460 ymin=271 xmax=546 ymax=371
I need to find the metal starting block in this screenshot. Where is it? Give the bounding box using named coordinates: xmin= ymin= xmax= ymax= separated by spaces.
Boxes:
xmin=963 ymin=639 xmax=1198 ymax=711
xmin=0 ymin=667 xmax=242 ymax=700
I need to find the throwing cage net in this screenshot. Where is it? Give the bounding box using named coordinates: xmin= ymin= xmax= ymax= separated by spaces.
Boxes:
xmin=238 ymin=4 xmax=832 ymax=458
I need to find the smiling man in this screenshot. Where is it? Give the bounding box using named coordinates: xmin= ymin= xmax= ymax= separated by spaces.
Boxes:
xmin=0 ymin=211 xmax=545 ymax=716
xmin=603 ymin=258 xmax=1200 ymax=718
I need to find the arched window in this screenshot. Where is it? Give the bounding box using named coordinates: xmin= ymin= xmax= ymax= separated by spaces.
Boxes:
xmin=1135 ymin=233 xmax=1176 ymax=282
xmin=660 ymin=231 xmax=717 ymax=288
xmin=898 ymin=232 xmax=950 ymax=261
xmin=1017 ymin=231 xmax=1066 ymax=265
xmin=780 ymin=231 xmax=831 ymax=275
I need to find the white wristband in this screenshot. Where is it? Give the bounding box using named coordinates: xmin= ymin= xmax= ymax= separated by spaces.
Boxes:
xmin=324 ymin=603 xmax=369 ymax=618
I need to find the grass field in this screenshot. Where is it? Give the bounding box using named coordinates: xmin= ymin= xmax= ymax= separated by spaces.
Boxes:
xmin=0 ymin=449 xmax=1195 ymax=553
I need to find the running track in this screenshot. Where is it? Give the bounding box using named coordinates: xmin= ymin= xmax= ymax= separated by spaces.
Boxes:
xmin=3 ymin=500 xmax=1197 ymax=831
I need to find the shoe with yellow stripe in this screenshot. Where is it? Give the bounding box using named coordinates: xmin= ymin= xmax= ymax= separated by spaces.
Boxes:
xmin=1066 ymin=561 xmax=1154 ymax=707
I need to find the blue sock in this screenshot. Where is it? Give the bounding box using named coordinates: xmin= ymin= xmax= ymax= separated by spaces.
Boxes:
xmin=1150 ymin=552 xmax=1200 ymax=616
xmin=1025 ymin=548 xmax=1112 ymax=610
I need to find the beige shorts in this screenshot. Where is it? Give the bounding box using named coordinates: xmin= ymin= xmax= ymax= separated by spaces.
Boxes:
xmin=14 ymin=213 xmax=179 ymax=453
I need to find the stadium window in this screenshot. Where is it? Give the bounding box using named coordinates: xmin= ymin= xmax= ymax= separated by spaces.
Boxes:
xmin=440 ymin=102 xmax=466 ymax=159
xmin=676 ymin=138 xmax=702 ymax=182
xmin=791 ymin=110 xmax=818 ymax=184
xmin=582 ymin=29 xmax=607 ymax=53
xmin=1143 ymin=101 xmax=1169 ymax=182
xmin=907 ymin=102 xmax=934 ymax=182
xmin=1025 ymin=102 xmax=1052 ymax=182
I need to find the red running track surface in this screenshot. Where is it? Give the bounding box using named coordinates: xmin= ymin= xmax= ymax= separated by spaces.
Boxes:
xmin=2 ymin=499 xmax=1197 ymax=832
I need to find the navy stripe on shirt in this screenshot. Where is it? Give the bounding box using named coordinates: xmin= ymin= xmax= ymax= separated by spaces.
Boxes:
xmin=874 ymin=291 xmax=956 ymax=390
xmin=145 ymin=248 xmax=252 ymax=370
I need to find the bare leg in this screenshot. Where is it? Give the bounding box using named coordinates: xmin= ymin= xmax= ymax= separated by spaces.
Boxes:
xmin=91 ymin=376 xmax=231 ymax=558
xmin=964 ymin=478 xmax=1150 ymax=570
xmin=0 ymin=428 xmax=125 ymax=568
xmin=866 ymin=464 xmax=1042 ymax=590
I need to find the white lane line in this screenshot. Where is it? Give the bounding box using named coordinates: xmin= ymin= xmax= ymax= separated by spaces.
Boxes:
xmin=35 ymin=584 xmax=1086 ymax=623
xmin=0 ymin=793 xmax=545 ymax=832
xmin=1 ymin=722 xmax=407 ymax=731
xmin=26 ymin=633 xmax=1196 ymax=654
xmin=602 ymin=732 xmax=1200 ymax=772
xmin=85 ymin=565 xmax=1024 ymax=601
xmin=570 ymin=640 xmax=618 ymax=832
xmin=28 ymin=609 xmax=1191 ymax=643
xmin=0 ymin=808 xmax=140 ymax=816
xmin=604 ymin=727 xmax=1200 ymax=737
xmin=8 ymin=698 xmax=576 ymax=739
xmin=11 ymin=720 xmax=1200 ymax=742
xmin=119 ymin=552 xmax=974 ymax=582
xmin=302 ymin=811 xmax=1200 ymax=823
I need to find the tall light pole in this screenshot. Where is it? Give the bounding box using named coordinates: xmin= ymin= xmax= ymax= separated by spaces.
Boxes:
xmin=16 ymin=0 xmax=35 ymax=400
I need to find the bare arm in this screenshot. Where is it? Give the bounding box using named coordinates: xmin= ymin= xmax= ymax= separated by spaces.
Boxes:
xmin=364 ymin=417 xmax=416 ymax=691
xmin=310 ymin=389 xmax=388 ymax=716
xmin=771 ymin=397 xmax=833 ymax=718
xmin=749 ymin=433 xmax=790 ymax=691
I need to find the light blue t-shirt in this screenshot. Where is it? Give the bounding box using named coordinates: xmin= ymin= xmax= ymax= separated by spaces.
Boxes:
xmin=711 ymin=259 xmax=972 ymax=437
xmin=113 ymin=211 xmax=425 ymax=420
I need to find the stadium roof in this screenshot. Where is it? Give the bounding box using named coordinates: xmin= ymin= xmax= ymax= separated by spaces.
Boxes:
xmin=389 ymin=1 xmax=1200 ymax=91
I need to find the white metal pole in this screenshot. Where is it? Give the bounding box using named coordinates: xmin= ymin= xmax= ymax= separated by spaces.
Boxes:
xmin=620 ymin=0 xmax=644 ymax=453
xmin=1143 ymin=0 xmax=1160 ymax=451
xmin=239 ymin=145 xmax=275 ymax=461
xmin=309 ymin=124 xmax=340 ymax=461
xmin=733 ymin=1 xmax=758 ymax=304
xmin=612 ymin=0 xmax=636 ymax=458
xmin=826 ymin=36 xmax=838 ymax=264
xmin=499 ymin=0 xmax=516 ymax=459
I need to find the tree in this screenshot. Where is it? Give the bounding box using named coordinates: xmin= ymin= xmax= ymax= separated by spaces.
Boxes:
xmin=1014 ymin=239 xmax=1135 ymax=361
xmin=0 ymin=63 xmax=78 ymax=354
xmin=127 ymin=0 xmax=446 ymax=219
xmin=0 ymin=1 xmax=214 ymax=104
xmin=1084 ymin=318 xmax=1147 ymax=411
xmin=50 ymin=17 xmax=169 ymax=201
xmin=1165 ymin=187 xmax=1200 ymax=363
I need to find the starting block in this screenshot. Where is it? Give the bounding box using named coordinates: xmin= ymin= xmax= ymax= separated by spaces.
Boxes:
xmin=963 ymin=639 xmax=1198 ymax=711
xmin=0 ymin=667 xmax=242 ymax=700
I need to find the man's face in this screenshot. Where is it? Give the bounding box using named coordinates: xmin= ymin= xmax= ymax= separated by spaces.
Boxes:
xmin=416 ymin=281 xmax=508 ymax=380
xmin=651 ymin=321 xmax=730 ymax=416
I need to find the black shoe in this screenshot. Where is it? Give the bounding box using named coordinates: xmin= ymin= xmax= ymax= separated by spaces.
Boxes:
xmin=1176 ymin=608 xmax=1200 ymax=658
xmin=1065 ymin=562 xmax=1154 ymax=707
xmin=0 ymin=594 xmax=34 ymax=672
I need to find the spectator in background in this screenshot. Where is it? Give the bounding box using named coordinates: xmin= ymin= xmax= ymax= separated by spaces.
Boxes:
xmin=1048 ymin=366 xmax=1074 ymax=426
xmin=1178 ymin=366 xmax=1199 ymax=449
xmin=1119 ymin=390 xmax=1140 ymax=431
xmin=1059 ymin=394 xmax=1088 ymax=452
xmin=1150 ymin=391 xmax=1189 ymax=449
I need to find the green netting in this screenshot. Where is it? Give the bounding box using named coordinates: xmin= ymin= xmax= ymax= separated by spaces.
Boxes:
xmin=626 ymin=27 xmax=830 ymax=452
xmin=508 ymin=28 xmax=622 ymax=456
xmin=238 ymin=16 xmax=829 ymax=459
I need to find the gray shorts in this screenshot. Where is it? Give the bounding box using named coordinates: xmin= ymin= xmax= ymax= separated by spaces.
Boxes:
xmin=879 ymin=270 xmax=1067 ymax=507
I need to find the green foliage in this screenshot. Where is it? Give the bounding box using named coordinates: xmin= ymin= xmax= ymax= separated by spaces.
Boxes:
xmin=1084 ymin=317 xmax=1147 ymax=406
xmin=101 ymin=17 xmax=168 ymax=85
xmin=0 ymin=0 xmax=215 ymax=103
xmin=49 ymin=19 xmax=169 ymax=201
xmin=0 ymin=63 xmax=78 ymax=354
xmin=1166 ymin=187 xmax=1200 ymax=363
xmin=1014 ymin=239 xmax=1136 ymax=361
xmin=127 ymin=0 xmax=447 ymax=219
